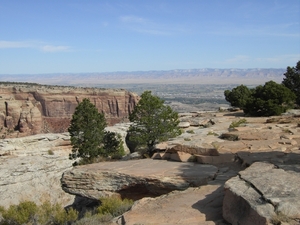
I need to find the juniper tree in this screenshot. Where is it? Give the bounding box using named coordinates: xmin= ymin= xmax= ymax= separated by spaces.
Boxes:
xmin=68 ymin=98 xmax=124 ymax=164
xmin=128 ymin=91 xmax=181 ymax=156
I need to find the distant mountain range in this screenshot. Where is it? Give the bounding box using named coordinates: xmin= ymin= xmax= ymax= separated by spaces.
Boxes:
xmin=0 ymin=68 xmax=286 ymax=86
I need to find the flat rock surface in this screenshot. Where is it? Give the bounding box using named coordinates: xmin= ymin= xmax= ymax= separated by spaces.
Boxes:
xmin=61 ymin=159 xmax=218 ymax=200
xmin=223 ymin=162 xmax=300 ymax=225
xmin=116 ymin=185 xmax=226 ymax=225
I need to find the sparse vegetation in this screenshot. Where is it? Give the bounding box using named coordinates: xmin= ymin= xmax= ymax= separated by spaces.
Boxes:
xmin=186 ymin=130 xmax=195 ymax=134
xmin=184 ymin=138 xmax=191 ymax=141
xmin=97 ymin=196 xmax=133 ymax=218
xmin=207 ymin=131 xmax=218 ymax=136
xmin=0 ymin=197 xmax=134 ymax=225
xmin=0 ymin=200 xmax=78 ymax=225
xmin=48 ymin=149 xmax=54 ymax=155
xmin=229 ymin=119 xmax=247 ymax=128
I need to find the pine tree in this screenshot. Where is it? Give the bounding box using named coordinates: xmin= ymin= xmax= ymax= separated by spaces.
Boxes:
xmin=128 ymin=91 xmax=181 ymax=156
xmin=68 ymin=98 xmax=107 ymax=164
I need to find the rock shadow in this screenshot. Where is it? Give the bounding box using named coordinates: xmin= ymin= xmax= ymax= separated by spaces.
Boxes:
xmin=191 ymin=185 xmax=228 ymax=224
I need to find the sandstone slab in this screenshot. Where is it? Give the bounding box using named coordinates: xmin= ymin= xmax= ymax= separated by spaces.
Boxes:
xmin=0 ymin=154 xmax=75 ymax=208
xmin=223 ymin=162 xmax=300 ymax=225
xmin=61 ymin=159 xmax=218 ymax=200
xmin=115 ymin=185 xmax=225 ymax=225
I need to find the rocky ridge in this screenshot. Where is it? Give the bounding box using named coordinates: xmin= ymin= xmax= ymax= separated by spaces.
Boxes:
xmin=0 ymin=84 xmax=139 ymax=137
xmin=1 ymin=109 xmax=300 ymax=224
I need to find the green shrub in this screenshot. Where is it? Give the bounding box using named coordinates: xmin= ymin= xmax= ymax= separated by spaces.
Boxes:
xmin=48 ymin=149 xmax=54 ymax=155
xmin=184 ymin=138 xmax=191 ymax=141
xmin=229 ymin=119 xmax=247 ymax=128
xmin=2 ymin=201 xmax=38 ymax=225
xmin=186 ymin=130 xmax=195 ymax=134
xmin=207 ymin=131 xmax=218 ymax=136
xmin=0 ymin=200 xmax=78 ymax=225
xmin=97 ymin=196 xmax=134 ymax=218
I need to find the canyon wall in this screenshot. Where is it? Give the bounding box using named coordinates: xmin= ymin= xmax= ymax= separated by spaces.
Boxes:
xmin=0 ymin=84 xmax=139 ymax=137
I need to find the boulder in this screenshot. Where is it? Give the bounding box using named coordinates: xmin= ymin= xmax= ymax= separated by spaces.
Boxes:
xmin=223 ymin=162 xmax=300 ymax=225
xmin=61 ymin=159 xmax=218 ymax=200
xmin=178 ymin=121 xmax=190 ymax=128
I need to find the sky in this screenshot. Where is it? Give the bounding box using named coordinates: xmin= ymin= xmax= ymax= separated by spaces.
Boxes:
xmin=0 ymin=0 xmax=299 ymax=74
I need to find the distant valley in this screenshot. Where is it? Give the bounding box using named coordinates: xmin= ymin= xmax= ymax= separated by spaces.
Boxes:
xmin=0 ymin=68 xmax=286 ymax=112
xmin=0 ymin=68 xmax=285 ymax=86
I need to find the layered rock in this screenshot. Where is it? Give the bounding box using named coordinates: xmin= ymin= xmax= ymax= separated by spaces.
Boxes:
xmin=61 ymin=159 xmax=218 ymax=200
xmin=0 ymin=133 xmax=75 ymax=208
xmin=223 ymin=162 xmax=300 ymax=225
xmin=160 ymin=111 xmax=300 ymax=166
xmin=0 ymin=84 xmax=139 ymax=137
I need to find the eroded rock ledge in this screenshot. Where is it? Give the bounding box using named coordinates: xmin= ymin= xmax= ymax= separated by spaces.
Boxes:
xmin=61 ymin=159 xmax=218 ymax=200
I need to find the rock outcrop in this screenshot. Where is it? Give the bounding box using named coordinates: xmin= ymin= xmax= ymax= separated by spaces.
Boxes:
xmin=223 ymin=162 xmax=300 ymax=225
xmin=0 ymin=84 xmax=139 ymax=137
xmin=0 ymin=133 xmax=75 ymax=208
xmin=61 ymin=159 xmax=218 ymax=200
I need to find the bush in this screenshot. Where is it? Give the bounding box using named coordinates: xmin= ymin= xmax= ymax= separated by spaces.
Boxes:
xmin=229 ymin=119 xmax=247 ymax=128
xmin=225 ymin=81 xmax=296 ymax=117
xmin=2 ymin=201 xmax=38 ymax=225
xmin=0 ymin=200 xmax=78 ymax=225
xmin=97 ymin=196 xmax=134 ymax=218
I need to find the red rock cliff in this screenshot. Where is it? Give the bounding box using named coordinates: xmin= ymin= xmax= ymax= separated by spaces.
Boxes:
xmin=0 ymin=84 xmax=139 ymax=137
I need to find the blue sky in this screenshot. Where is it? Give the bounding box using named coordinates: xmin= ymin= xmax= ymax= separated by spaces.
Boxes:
xmin=0 ymin=0 xmax=299 ymax=74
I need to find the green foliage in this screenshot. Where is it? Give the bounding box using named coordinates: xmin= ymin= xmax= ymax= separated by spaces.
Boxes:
xmin=68 ymin=98 xmax=107 ymax=162
xmin=102 ymin=131 xmax=125 ymax=159
xmin=244 ymin=81 xmax=295 ymax=116
xmin=0 ymin=200 xmax=78 ymax=225
xmin=186 ymin=129 xmax=195 ymax=134
xmin=1 ymin=201 xmax=38 ymax=225
xmin=68 ymin=98 xmax=124 ymax=164
xmin=229 ymin=119 xmax=247 ymax=128
xmin=224 ymin=84 xmax=253 ymax=109
xmin=282 ymin=60 xmax=300 ymax=105
xmin=225 ymin=80 xmax=296 ymax=117
xmin=97 ymin=196 xmax=134 ymax=218
xmin=37 ymin=202 xmax=78 ymax=225
xmin=48 ymin=149 xmax=54 ymax=155
xmin=207 ymin=131 xmax=218 ymax=136
xmin=128 ymin=91 xmax=181 ymax=155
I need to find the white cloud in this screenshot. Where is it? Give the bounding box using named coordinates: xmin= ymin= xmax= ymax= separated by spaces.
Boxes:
xmin=0 ymin=40 xmax=33 ymax=48
xmin=0 ymin=40 xmax=71 ymax=53
xmin=40 ymin=45 xmax=71 ymax=52
xmin=119 ymin=15 xmax=177 ymax=35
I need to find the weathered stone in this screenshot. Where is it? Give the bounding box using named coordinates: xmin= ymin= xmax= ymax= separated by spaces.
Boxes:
xmin=151 ymin=152 xmax=162 ymax=159
xmin=116 ymin=185 xmax=225 ymax=225
xmin=196 ymin=154 xmax=235 ymax=165
xmin=168 ymin=144 xmax=219 ymax=156
xmin=169 ymin=151 xmax=193 ymax=162
xmin=0 ymin=154 xmax=75 ymax=208
xmin=223 ymin=162 xmax=300 ymax=225
xmin=178 ymin=121 xmax=190 ymax=128
xmin=61 ymin=159 xmax=218 ymax=200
